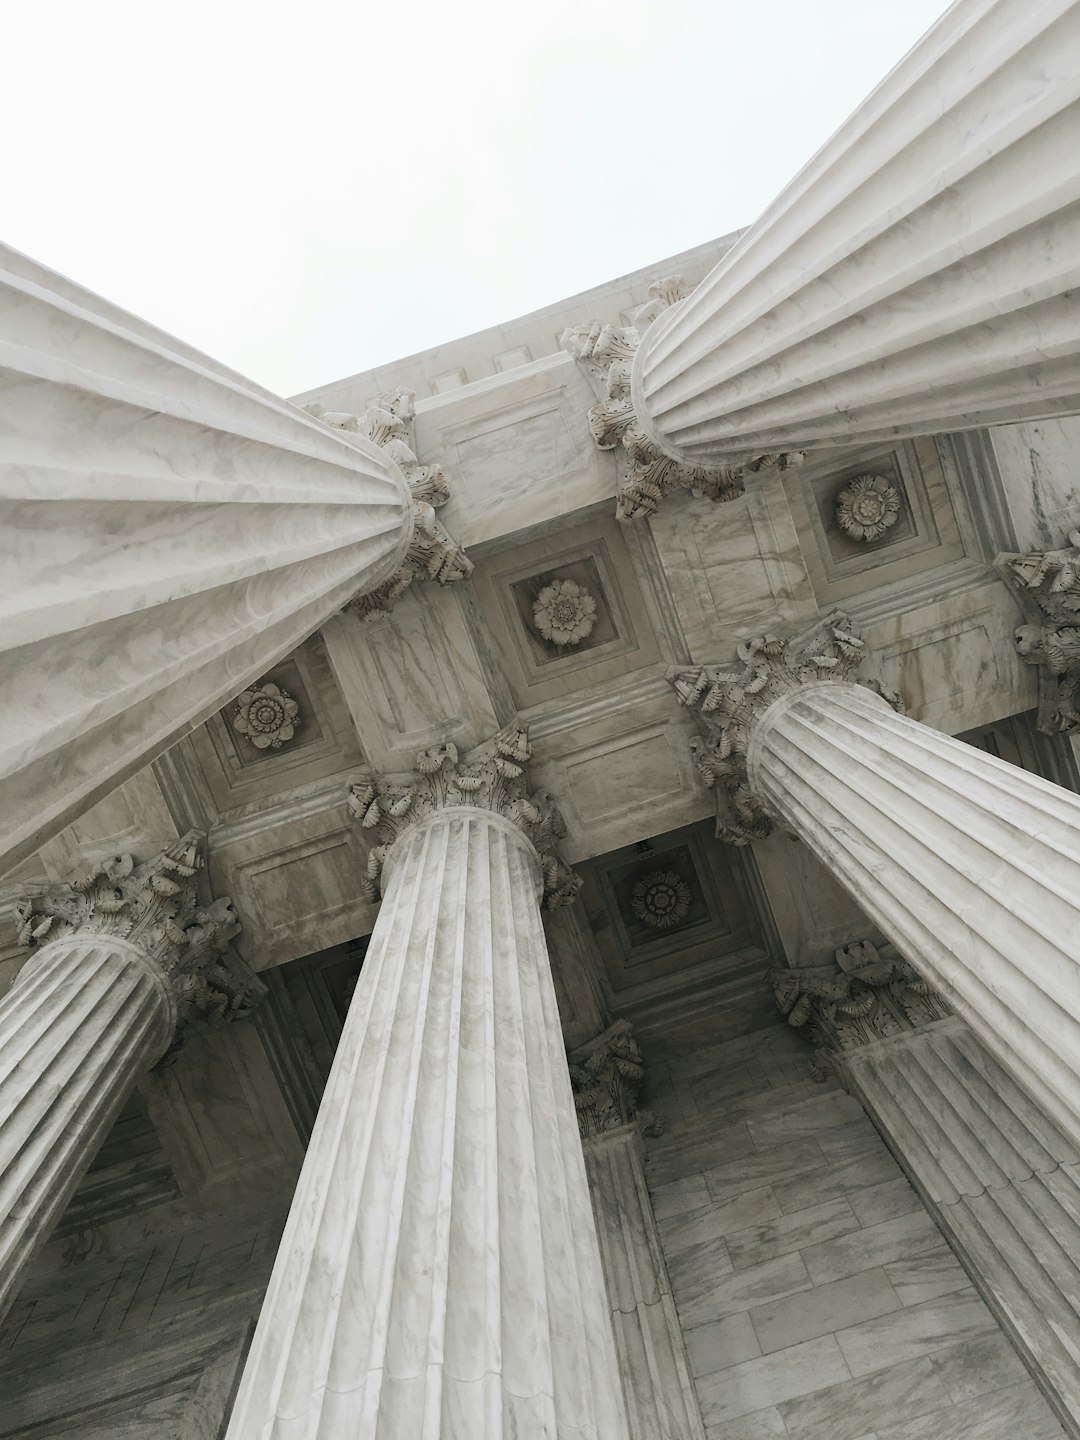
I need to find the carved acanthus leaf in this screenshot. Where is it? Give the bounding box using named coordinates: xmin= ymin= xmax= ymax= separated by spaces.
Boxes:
xmin=306 ymin=389 xmax=472 ymax=620
xmin=348 ymin=721 xmax=581 ymax=911
xmin=771 ymin=941 xmax=950 ymax=1080
xmin=672 ymin=613 xmax=889 ymax=845
xmin=14 ymin=834 xmax=261 ymax=1043
xmin=1001 ymin=529 xmax=1080 ymax=734
xmin=568 ymin=1020 xmax=658 ymax=1139
xmin=560 ymin=277 xmax=802 ymax=522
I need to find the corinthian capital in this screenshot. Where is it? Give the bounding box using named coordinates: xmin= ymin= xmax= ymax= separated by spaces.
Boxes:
xmin=14 ymin=833 xmax=259 ymax=1034
xmin=771 ymin=941 xmax=949 ymax=1080
xmin=672 ymin=613 xmax=889 ymax=845
xmin=306 ymin=388 xmax=473 ymax=619
xmin=1001 ymin=529 xmax=1080 ymax=734
xmin=348 ymin=721 xmax=581 ymax=910
xmin=560 ymin=277 xmax=801 ymax=522
xmin=568 ymin=1021 xmax=657 ymax=1139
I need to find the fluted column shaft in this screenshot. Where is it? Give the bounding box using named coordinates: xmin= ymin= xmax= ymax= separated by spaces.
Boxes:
xmin=748 ymin=679 xmax=1080 ymax=1153
xmin=0 ymin=936 xmax=175 ymax=1318
xmin=843 ymin=1016 xmax=1080 ymax=1426
xmin=633 ymin=0 xmax=1080 ymax=463
xmin=0 ymin=243 xmax=413 ymax=873
xmin=227 ymin=809 xmax=628 ymax=1439
xmin=583 ymin=1127 xmax=705 ymax=1440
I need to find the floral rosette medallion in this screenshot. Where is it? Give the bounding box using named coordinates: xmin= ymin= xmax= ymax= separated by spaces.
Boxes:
xmin=532 ymin=578 xmax=598 ymax=647
xmin=233 ymin=682 xmax=301 ymax=750
xmin=631 ymin=870 xmax=692 ymax=930
xmin=834 ymin=474 xmax=902 ymax=542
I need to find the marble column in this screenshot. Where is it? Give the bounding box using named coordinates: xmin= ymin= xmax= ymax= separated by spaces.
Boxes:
xmin=674 ymin=613 xmax=1080 ymax=1155
xmin=0 ymin=244 xmax=418 ymax=874
xmin=630 ymin=0 xmax=1080 ymax=465
xmin=226 ymin=724 xmax=628 ymax=1440
xmin=0 ymin=834 xmax=246 ymax=1320
xmin=570 ymin=1023 xmax=706 ymax=1440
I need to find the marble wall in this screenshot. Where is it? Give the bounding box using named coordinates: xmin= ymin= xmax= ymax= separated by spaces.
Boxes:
xmin=641 ymin=1021 xmax=1064 ymax=1440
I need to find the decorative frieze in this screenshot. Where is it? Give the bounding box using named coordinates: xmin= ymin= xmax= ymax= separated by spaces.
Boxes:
xmin=348 ymin=721 xmax=581 ymax=909
xmin=560 ymin=277 xmax=801 ymax=522
xmin=771 ymin=940 xmax=950 ymax=1080
xmin=306 ymin=388 xmax=472 ymax=619
xmin=671 ymin=613 xmax=883 ymax=844
xmin=15 ymin=834 xmax=257 ymax=1033
xmin=232 ymin=681 xmax=302 ymax=751
xmin=1002 ymin=529 xmax=1080 ymax=733
xmin=568 ymin=1020 xmax=656 ymax=1139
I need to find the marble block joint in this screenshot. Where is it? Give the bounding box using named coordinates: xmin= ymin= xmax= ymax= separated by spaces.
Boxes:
xmin=0 ymin=834 xmax=247 ymax=1321
xmin=225 ymin=724 xmax=627 ymax=1438
xmin=631 ymin=0 xmax=1080 ymax=463
xmin=305 ymin=387 xmax=472 ymax=621
xmin=560 ymin=275 xmax=801 ymax=521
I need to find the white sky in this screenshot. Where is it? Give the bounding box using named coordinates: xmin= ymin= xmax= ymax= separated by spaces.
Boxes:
xmin=3 ymin=0 xmax=949 ymax=397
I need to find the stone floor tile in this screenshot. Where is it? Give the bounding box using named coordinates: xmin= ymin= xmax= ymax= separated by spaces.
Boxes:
xmin=772 ymin=1152 xmax=903 ymax=1216
xmin=835 ymin=1287 xmax=998 ymax=1377
xmin=874 ymin=1378 xmax=1065 ymax=1438
xmin=802 ymin=1209 xmax=942 ymax=1285
xmin=882 ymin=1243 xmax=970 ymax=1308
xmin=847 ymin=1177 xmax=922 ymax=1227
xmin=778 ymin=1355 xmax=950 ymax=1440
xmin=747 ymin=1093 xmax=865 ymax=1150
xmin=703 ymin=1140 xmax=827 ymax=1205
xmin=750 ymin=1268 xmax=901 ymax=1355
xmin=704 ymin=1407 xmax=789 ymax=1439
xmin=817 ymin=1121 xmax=886 ymax=1165
xmin=648 ymin=1174 xmax=711 ymax=1223
xmin=647 ymin=1121 xmax=756 ymax=1186
xmin=698 ymin=1335 xmax=851 ymax=1426
xmin=926 ymin=1332 xmax=1028 ymax=1403
xmin=686 ymin=1311 xmax=762 ymax=1377
xmin=675 ymin=1251 xmax=813 ymax=1330
xmin=660 ymin=1187 xmax=780 ymax=1256
xmin=728 ymin=1198 xmax=860 ymax=1270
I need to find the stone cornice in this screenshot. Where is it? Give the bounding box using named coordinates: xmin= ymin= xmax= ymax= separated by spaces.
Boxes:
xmin=671 ymin=613 xmax=891 ymax=845
xmin=560 ymin=276 xmax=802 ymax=522
xmin=348 ymin=721 xmax=581 ymax=910
xmin=14 ymin=833 xmax=261 ymax=1038
xmin=771 ymin=941 xmax=950 ymax=1080
xmin=568 ymin=1020 xmax=657 ymax=1140
xmin=1000 ymin=529 xmax=1080 ymax=734
xmin=306 ymin=388 xmax=473 ymax=619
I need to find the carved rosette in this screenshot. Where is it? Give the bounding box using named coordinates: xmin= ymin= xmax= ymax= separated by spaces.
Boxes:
xmin=1001 ymin=529 xmax=1080 ymax=734
xmin=14 ymin=834 xmax=260 ymax=1039
xmin=560 ymin=276 xmax=802 ymax=522
xmin=348 ymin=721 xmax=581 ymax=910
xmin=771 ymin=941 xmax=950 ymax=1080
xmin=834 ymin=474 xmax=901 ymax=542
xmin=306 ymin=389 xmax=473 ymax=620
xmin=672 ymin=613 xmax=895 ymax=845
xmin=532 ymin=578 xmax=598 ymax=646
xmin=232 ymin=681 xmax=301 ymax=750
xmin=568 ymin=1020 xmax=658 ymax=1139
xmin=631 ymin=870 xmax=691 ymax=930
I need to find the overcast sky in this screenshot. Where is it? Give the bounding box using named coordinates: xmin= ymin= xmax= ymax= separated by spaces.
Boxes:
xmin=4 ymin=0 xmax=949 ymax=397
